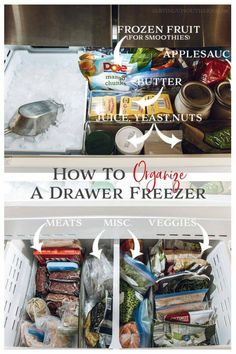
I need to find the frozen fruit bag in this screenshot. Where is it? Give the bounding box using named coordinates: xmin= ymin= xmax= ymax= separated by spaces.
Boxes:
xmin=120 ymin=253 xmax=157 ymax=295
xmin=120 ymin=280 xmax=143 ymax=324
xmin=78 ymin=49 xmax=153 ymax=91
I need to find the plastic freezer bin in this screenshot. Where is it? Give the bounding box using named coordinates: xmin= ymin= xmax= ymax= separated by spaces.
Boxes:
xmin=4 ymin=213 xmax=231 ymax=348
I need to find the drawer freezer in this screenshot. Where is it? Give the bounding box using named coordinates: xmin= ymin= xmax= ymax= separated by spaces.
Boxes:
xmin=4 ymin=208 xmax=231 ymax=349
xmin=4 ymin=47 xmax=231 ymax=163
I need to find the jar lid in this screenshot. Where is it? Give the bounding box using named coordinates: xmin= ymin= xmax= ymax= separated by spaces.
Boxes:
xmin=115 ymin=126 xmax=144 ymax=155
xmin=215 ymin=81 xmax=231 ymax=108
xmin=85 ymin=130 xmax=115 ymax=155
xmin=181 ymin=82 xmax=215 ymax=109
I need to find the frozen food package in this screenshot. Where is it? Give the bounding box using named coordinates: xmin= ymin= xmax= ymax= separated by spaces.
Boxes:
xmin=145 ymin=93 xmax=173 ymax=116
xmin=27 ymin=325 xmax=45 ymax=342
xmin=169 ymin=258 xmax=208 ymax=274
xmin=120 ymin=280 xmax=143 ymax=324
xmin=42 ymin=240 xmax=82 ymax=249
xmin=36 ymin=267 xmax=48 ymax=296
xmin=49 ymin=270 xmax=80 ymax=282
xmin=155 ymin=289 xmax=208 ymax=308
xmin=79 ymin=50 xmax=152 ymax=91
xmin=156 ymin=301 xmax=210 ymax=320
xmin=155 ymin=272 xmax=210 ymax=294
xmin=153 ymin=321 xmax=216 ymax=347
xmin=164 ymin=250 xmax=202 ymax=262
xmin=120 ymin=253 xmax=156 ymax=295
xmin=82 ymin=252 xmax=113 ymax=302
xmin=149 ymin=240 xmax=166 ymax=278
xmin=90 ymin=291 xmax=112 ymax=336
xmin=181 ymin=121 xmax=231 ymax=154
xmin=163 ymin=309 xmax=214 ymax=325
xmin=34 ymin=248 xmax=82 ymax=265
xmin=135 ymin=299 xmax=153 ymax=348
xmin=119 ymin=96 xmax=145 ymax=118
xmin=48 ymin=281 xmax=79 ymax=296
xmin=46 ymin=293 xmax=78 ymax=316
xmin=26 ymin=298 xmax=50 ymax=322
xmin=120 ymin=322 xmax=140 ymax=348
xmin=47 ymin=262 xmax=79 ymax=272
xmin=59 ymin=301 xmax=79 ymax=331
xmin=84 ymin=312 xmax=100 ymax=348
xmin=89 ymin=95 xmax=117 ymax=118
xmin=21 ymin=321 xmax=46 ymax=348
xmin=196 ymin=58 xmax=230 ymax=86
xmin=164 ymin=240 xmax=201 ymax=252
xmin=35 ymin=315 xmax=72 ymax=347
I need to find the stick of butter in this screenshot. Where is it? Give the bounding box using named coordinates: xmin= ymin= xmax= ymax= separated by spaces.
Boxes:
xmin=119 ymin=96 xmax=145 ymax=119
xmin=146 ymin=94 xmax=173 ymax=115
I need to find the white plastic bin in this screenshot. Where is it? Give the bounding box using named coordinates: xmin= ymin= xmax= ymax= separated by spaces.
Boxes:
xmin=4 ymin=210 xmax=231 ymax=348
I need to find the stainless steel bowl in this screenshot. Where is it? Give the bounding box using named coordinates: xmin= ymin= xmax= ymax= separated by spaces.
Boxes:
xmin=4 ymin=99 xmax=64 ymax=136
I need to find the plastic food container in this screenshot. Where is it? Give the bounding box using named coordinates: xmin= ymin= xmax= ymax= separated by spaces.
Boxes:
xmin=174 ymin=82 xmax=215 ymax=120
xmin=115 ymin=126 xmax=144 ymax=155
xmin=210 ymin=81 xmax=231 ymax=120
xmin=85 ymin=130 xmax=115 ymax=155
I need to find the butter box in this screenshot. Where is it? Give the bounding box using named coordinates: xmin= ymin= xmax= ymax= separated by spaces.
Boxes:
xmin=146 ymin=94 xmax=173 ymax=115
xmin=89 ymin=96 xmax=117 ymax=118
xmin=119 ymin=96 xmax=145 ymax=118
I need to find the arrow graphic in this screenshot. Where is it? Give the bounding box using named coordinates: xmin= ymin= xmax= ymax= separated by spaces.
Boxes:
xmin=114 ymin=36 xmax=126 ymax=65
xmin=196 ymin=223 xmax=212 ymax=253
xmin=31 ymin=222 xmax=46 ymax=252
xmin=90 ymin=230 xmax=105 ymax=259
xmin=134 ymin=87 xmax=164 ymax=110
xmin=128 ymin=124 xmax=154 ymax=148
xmin=127 ymin=229 xmax=143 ymax=259
xmin=154 ymin=124 xmax=182 ymax=148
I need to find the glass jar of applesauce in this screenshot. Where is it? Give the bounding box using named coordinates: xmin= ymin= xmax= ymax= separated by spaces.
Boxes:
xmin=210 ymin=81 xmax=231 ymax=120
xmin=174 ymin=81 xmax=215 ymax=120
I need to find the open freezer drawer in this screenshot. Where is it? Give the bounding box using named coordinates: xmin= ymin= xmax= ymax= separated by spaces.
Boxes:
xmin=4 ymin=211 xmax=231 ymax=349
xmin=4 ymin=46 xmax=231 ymax=164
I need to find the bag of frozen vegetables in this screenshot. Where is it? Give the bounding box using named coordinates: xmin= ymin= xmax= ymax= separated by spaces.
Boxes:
xmin=120 ymin=253 xmax=157 ymax=295
xmin=120 ymin=280 xmax=143 ymax=324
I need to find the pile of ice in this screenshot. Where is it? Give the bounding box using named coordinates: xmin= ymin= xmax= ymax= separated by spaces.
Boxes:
xmin=5 ymin=50 xmax=87 ymax=153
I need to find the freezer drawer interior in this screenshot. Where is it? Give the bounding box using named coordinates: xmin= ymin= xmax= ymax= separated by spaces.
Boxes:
xmin=4 ymin=238 xmax=114 ymax=348
xmin=4 ymin=215 xmax=231 ymax=349
xmin=4 ymin=46 xmax=231 ymax=159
